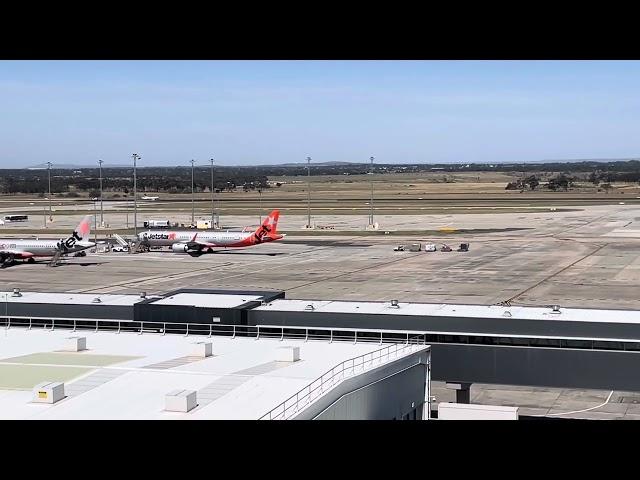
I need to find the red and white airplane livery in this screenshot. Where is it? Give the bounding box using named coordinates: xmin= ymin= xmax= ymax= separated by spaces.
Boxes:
xmin=137 ymin=210 xmax=285 ymax=256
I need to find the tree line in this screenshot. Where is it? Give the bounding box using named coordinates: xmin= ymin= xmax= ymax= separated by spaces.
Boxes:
xmin=0 ymin=167 xmax=269 ymax=195
xmin=1 ymin=160 xmax=640 ymax=195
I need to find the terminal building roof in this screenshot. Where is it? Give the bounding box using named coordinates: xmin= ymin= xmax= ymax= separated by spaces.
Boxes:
xmin=0 ymin=291 xmax=157 ymax=307
xmin=0 ymin=328 xmax=409 ymax=419
xmin=150 ymin=293 xmax=264 ymax=309
xmin=254 ymin=299 xmax=640 ymax=324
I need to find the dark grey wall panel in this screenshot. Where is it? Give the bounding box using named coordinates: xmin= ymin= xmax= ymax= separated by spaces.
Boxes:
xmin=135 ymin=304 xmax=242 ymax=325
xmin=247 ymin=310 xmax=640 ymax=341
xmin=293 ymin=350 xmax=429 ymax=420
xmin=430 ymin=343 xmax=640 ymax=391
xmin=311 ymin=364 xmax=427 ymax=420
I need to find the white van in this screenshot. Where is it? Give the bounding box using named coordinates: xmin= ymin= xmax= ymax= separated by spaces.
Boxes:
xmin=424 ymin=243 xmax=437 ymax=252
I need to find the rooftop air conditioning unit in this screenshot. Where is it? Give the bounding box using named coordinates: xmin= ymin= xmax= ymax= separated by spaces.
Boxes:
xmin=191 ymin=342 xmax=212 ymax=358
xmin=64 ymin=336 xmax=87 ymax=352
xmin=11 ymin=288 xmax=21 ymax=297
xmin=502 ymin=311 xmax=512 ymax=317
xmin=92 ymin=297 xmax=102 ymax=304
xmin=276 ymin=346 xmax=300 ymax=362
xmin=33 ymin=382 xmax=65 ymax=404
xmin=390 ymin=299 xmax=400 ymax=308
xmin=165 ymin=390 xmax=197 ymax=413
xmin=304 ymin=304 xmax=315 ymax=311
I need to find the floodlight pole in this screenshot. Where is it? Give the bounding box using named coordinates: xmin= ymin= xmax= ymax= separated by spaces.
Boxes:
xmin=369 ymin=156 xmax=374 ymax=225
xmin=306 ymin=156 xmax=312 ymax=228
xmin=46 ymin=162 xmax=52 ymax=221
xmin=98 ymin=159 xmax=104 ymax=225
xmin=214 ymin=158 xmax=216 ymax=230
xmin=190 ymin=159 xmax=196 ymax=225
xmin=132 ymin=153 xmax=140 ymax=236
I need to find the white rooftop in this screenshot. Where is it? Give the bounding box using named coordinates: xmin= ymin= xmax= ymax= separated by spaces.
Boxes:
xmin=0 ymin=328 xmax=403 ymax=419
xmin=152 ymin=293 xmax=263 ymax=309
xmin=0 ymin=291 xmax=156 ymax=307
xmin=255 ymin=299 xmax=640 ymax=325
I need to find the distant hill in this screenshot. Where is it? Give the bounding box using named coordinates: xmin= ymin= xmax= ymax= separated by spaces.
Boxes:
xmin=265 ymin=161 xmax=361 ymax=167
xmin=27 ymin=163 xmax=132 ymax=169
xmin=17 ymin=157 xmax=640 ymax=170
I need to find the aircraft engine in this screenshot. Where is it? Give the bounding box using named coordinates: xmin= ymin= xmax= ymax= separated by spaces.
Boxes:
xmin=171 ymin=243 xmax=190 ymax=254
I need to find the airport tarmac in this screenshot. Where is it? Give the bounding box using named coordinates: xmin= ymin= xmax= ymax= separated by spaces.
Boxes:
xmin=0 ymin=204 xmax=639 ymax=309
xmin=1 ymin=203 xmax=639 ymax=420
xmin=431 ymin=382 xmax=640 ymax=420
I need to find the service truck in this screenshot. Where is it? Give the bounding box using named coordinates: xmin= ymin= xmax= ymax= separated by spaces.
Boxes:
xmin=144 ymin=220 xmax=170 ymax=228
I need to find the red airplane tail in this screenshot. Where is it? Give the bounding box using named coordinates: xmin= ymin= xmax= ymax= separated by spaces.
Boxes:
xmin=254 ymin=210 xmax=282 ymax=242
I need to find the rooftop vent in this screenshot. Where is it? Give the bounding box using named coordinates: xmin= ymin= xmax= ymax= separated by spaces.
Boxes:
xmin=139 ymin=292 xmax=147 ymax=299
xmin=11 ymin=288 xmax=21 ymax=297
xmin=390 ymin=299 xmax=400 ymax=308
xmin=502 ymin=311 xmax=512 ymax=317
xmin=304 ymin=304 xmax=315 ymax=311
xmin=92 ymin=297 xmax=102 ymax=304
xmin=550 ymin=305 xmax=561 ymax=314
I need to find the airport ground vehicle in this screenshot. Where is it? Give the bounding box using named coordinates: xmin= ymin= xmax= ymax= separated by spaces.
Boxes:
xmin=458 ymin=243 xmax=470 ymax=252
xmin=144 ymin=220 xmax=170 ymax=229
xmin=393 ymin=245 xmax=405 ymax=251
xmin=73 ymin=251 xmax=87 ymax=257
xmin=197 ymin=220 xmax=213 ymax=229
xmin=4 ymin=215 xmax=28 ymax=222
xmin=409 ymin=243 xmax=422 ymax=252
xmin=441 ymin=244 xmax=452 ymax=252
xmin=424 ymin=243 xmax=437 ymax=252
xmin=111 ymin=245 xmax=129 ymax=252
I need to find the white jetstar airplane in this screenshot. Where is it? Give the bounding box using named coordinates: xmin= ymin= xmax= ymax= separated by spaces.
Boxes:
xmin=0 ymin=216 xmax=95 ymax=267
xmin=138 ymin=210 xmax=285 ymax=256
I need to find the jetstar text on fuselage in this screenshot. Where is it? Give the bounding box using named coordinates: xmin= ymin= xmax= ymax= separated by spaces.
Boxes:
xmin=142 ymin=232 xmax=177 ymax=241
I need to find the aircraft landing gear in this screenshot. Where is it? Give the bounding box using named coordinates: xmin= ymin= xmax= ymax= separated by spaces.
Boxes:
xmin=27 ymin=257 xmax=35 ymax=264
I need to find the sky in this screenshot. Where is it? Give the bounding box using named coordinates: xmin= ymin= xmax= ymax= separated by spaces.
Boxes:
xmin=0 ymin=60 xmax=639 ymax=167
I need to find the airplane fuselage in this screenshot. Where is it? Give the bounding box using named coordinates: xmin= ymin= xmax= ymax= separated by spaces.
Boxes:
xmin=139 ymin=230 xmax=261 ymax=248
xmin=0 ymin=239 xmax=93 ymax=258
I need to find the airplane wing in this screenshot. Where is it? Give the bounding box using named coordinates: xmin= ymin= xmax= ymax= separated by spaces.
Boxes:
xmin=189 ymin=240 xmax=218 ymax=248
xmin=185 ymin=233 xmax=218 ymax=249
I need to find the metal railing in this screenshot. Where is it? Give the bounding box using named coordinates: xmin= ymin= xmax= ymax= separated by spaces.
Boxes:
xmin=259 ymin=342 xmax=430 ymax=420
xmin=3 ymin=315 xmax=640 ymax=352
xmin=0 ymin=315 xmax=217 ymax=337
xmin=0 ymin=316 xmax=432 ymax=344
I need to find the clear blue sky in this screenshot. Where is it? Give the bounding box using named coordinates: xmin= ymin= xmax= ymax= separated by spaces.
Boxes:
xmin=1 ymin=60 xmax=639 ymax=167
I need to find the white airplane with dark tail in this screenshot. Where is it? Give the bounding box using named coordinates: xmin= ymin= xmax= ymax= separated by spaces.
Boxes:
xmin=0 ymin=216 xmax=95 ymax=267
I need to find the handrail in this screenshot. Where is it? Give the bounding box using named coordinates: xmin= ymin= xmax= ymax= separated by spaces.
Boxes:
xmin=2 ymin=315 xmax=639 ymax=344
xmin=259 ymin=342 xmax=429 ymax=420
xmin=0 ymin=316 xmax=430 ymax=343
